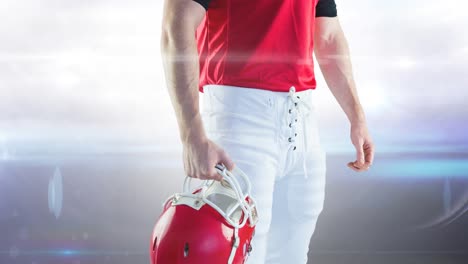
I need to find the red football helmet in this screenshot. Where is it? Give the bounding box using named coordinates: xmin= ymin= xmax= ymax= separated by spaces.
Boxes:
xmin=150 ymin=164 xmax=258 ymax=264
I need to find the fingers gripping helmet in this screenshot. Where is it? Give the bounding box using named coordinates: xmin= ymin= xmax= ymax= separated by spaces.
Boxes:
xmin=150 ymin=164 xmax=258 ymax=264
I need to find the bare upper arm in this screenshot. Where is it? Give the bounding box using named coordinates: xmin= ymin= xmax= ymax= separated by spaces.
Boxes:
xmin=314 ymin=17 xmax=342 ymax=47
xmin=162 ymin=0 xmax=207 ymax=34
xmin=314 ymin=0 xmax=340 ymax=46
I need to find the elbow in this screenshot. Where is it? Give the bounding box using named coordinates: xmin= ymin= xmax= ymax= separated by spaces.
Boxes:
xmin=160 ymin=0 xmax=205 ymax=56
xmin=160 ymin=15 xmax=180 ymax=49
xmin=160 ymin=17 xmax=173 ymax=47
xmin=315 ymin=29 xmax=339 ymax=50
xmin=314 ymin=36 xmax=336 ymax=64
xmin=160 ymin=15 xmax=198 ymax=52
xmin=314 ymin=29 xmax=346 ymax=64
xmin=160 ymin=0 xmax=206 ymax=51
xmin=160 ymin=21 xmax=183 ymax=56
xmin=160 ymin=23 xmax=172 ymax=61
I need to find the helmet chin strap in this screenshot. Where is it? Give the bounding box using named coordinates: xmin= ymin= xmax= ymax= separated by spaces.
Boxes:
xmin=179 ymin=164 xmax=258 ymax=263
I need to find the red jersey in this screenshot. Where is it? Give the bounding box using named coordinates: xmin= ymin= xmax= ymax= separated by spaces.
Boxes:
xmin=194 ymin=0 xmax=338 ymax=92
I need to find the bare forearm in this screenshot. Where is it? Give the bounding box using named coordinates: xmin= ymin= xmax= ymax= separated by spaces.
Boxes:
xmin=314 ymin=22 xmax=366 ymax=125
xmin=161 ymin=15 xmax=205 ymax=143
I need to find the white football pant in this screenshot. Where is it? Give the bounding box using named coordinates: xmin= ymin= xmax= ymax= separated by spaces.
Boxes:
xmin=201 ymin=84 xmax=327 ymax=264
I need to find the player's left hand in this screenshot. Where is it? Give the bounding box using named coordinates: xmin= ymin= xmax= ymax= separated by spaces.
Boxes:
xmin=348 ymin=122 xmax=374 ymax=172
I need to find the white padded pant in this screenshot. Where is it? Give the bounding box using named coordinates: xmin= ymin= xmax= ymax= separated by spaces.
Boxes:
xmin=201 ymin=84 xmax=327 ymax=264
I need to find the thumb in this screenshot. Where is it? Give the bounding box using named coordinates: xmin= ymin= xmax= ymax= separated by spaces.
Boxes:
xmin=220 ymin=151 xmax=235 ymax=171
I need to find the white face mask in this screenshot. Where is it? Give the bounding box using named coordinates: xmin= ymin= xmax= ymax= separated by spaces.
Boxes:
xmin=170 ymin=164 xmax=259 ymax=228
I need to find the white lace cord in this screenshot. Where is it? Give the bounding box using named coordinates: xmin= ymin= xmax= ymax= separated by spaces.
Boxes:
xmin=287 ymin=87 xmax=299 ymax=154
xmin=287 ymin=86 xmax=312 ymax=180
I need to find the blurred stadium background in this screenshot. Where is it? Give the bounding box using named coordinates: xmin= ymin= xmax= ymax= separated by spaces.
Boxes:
xmin=0 ymin=0 xmax=467 ymax=263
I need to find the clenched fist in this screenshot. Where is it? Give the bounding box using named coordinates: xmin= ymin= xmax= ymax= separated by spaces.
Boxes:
xmin=182 ymin=135 xmax=235 ymax=181
xmin=348 ymin=122 xmax=375 ymax=172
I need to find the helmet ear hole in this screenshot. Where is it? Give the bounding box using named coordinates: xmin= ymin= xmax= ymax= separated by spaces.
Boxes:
xmin=151 ymin=166 xmax=257 ymax=263
xmin=184 ymin=242 xmax=190 ymax=258
xmin=152 ymin=237 xmax=158 ymax=252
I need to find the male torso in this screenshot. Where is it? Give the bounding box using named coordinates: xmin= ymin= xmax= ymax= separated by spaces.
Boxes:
xmin=194 ymin=0 xmax=337 ymax=92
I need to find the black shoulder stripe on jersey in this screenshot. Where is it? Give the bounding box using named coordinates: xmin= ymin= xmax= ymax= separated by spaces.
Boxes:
xmin=316 ymin=0 xmax=338 ymax=17
xmin=192 ymin=0 xmax=335 ymax=16
xmin=192 ymin=0 xmax=211 ymax=11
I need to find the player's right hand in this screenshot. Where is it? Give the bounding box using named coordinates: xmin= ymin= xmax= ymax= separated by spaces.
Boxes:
xmin=182 ymin=135 xmax=235 ymax=181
